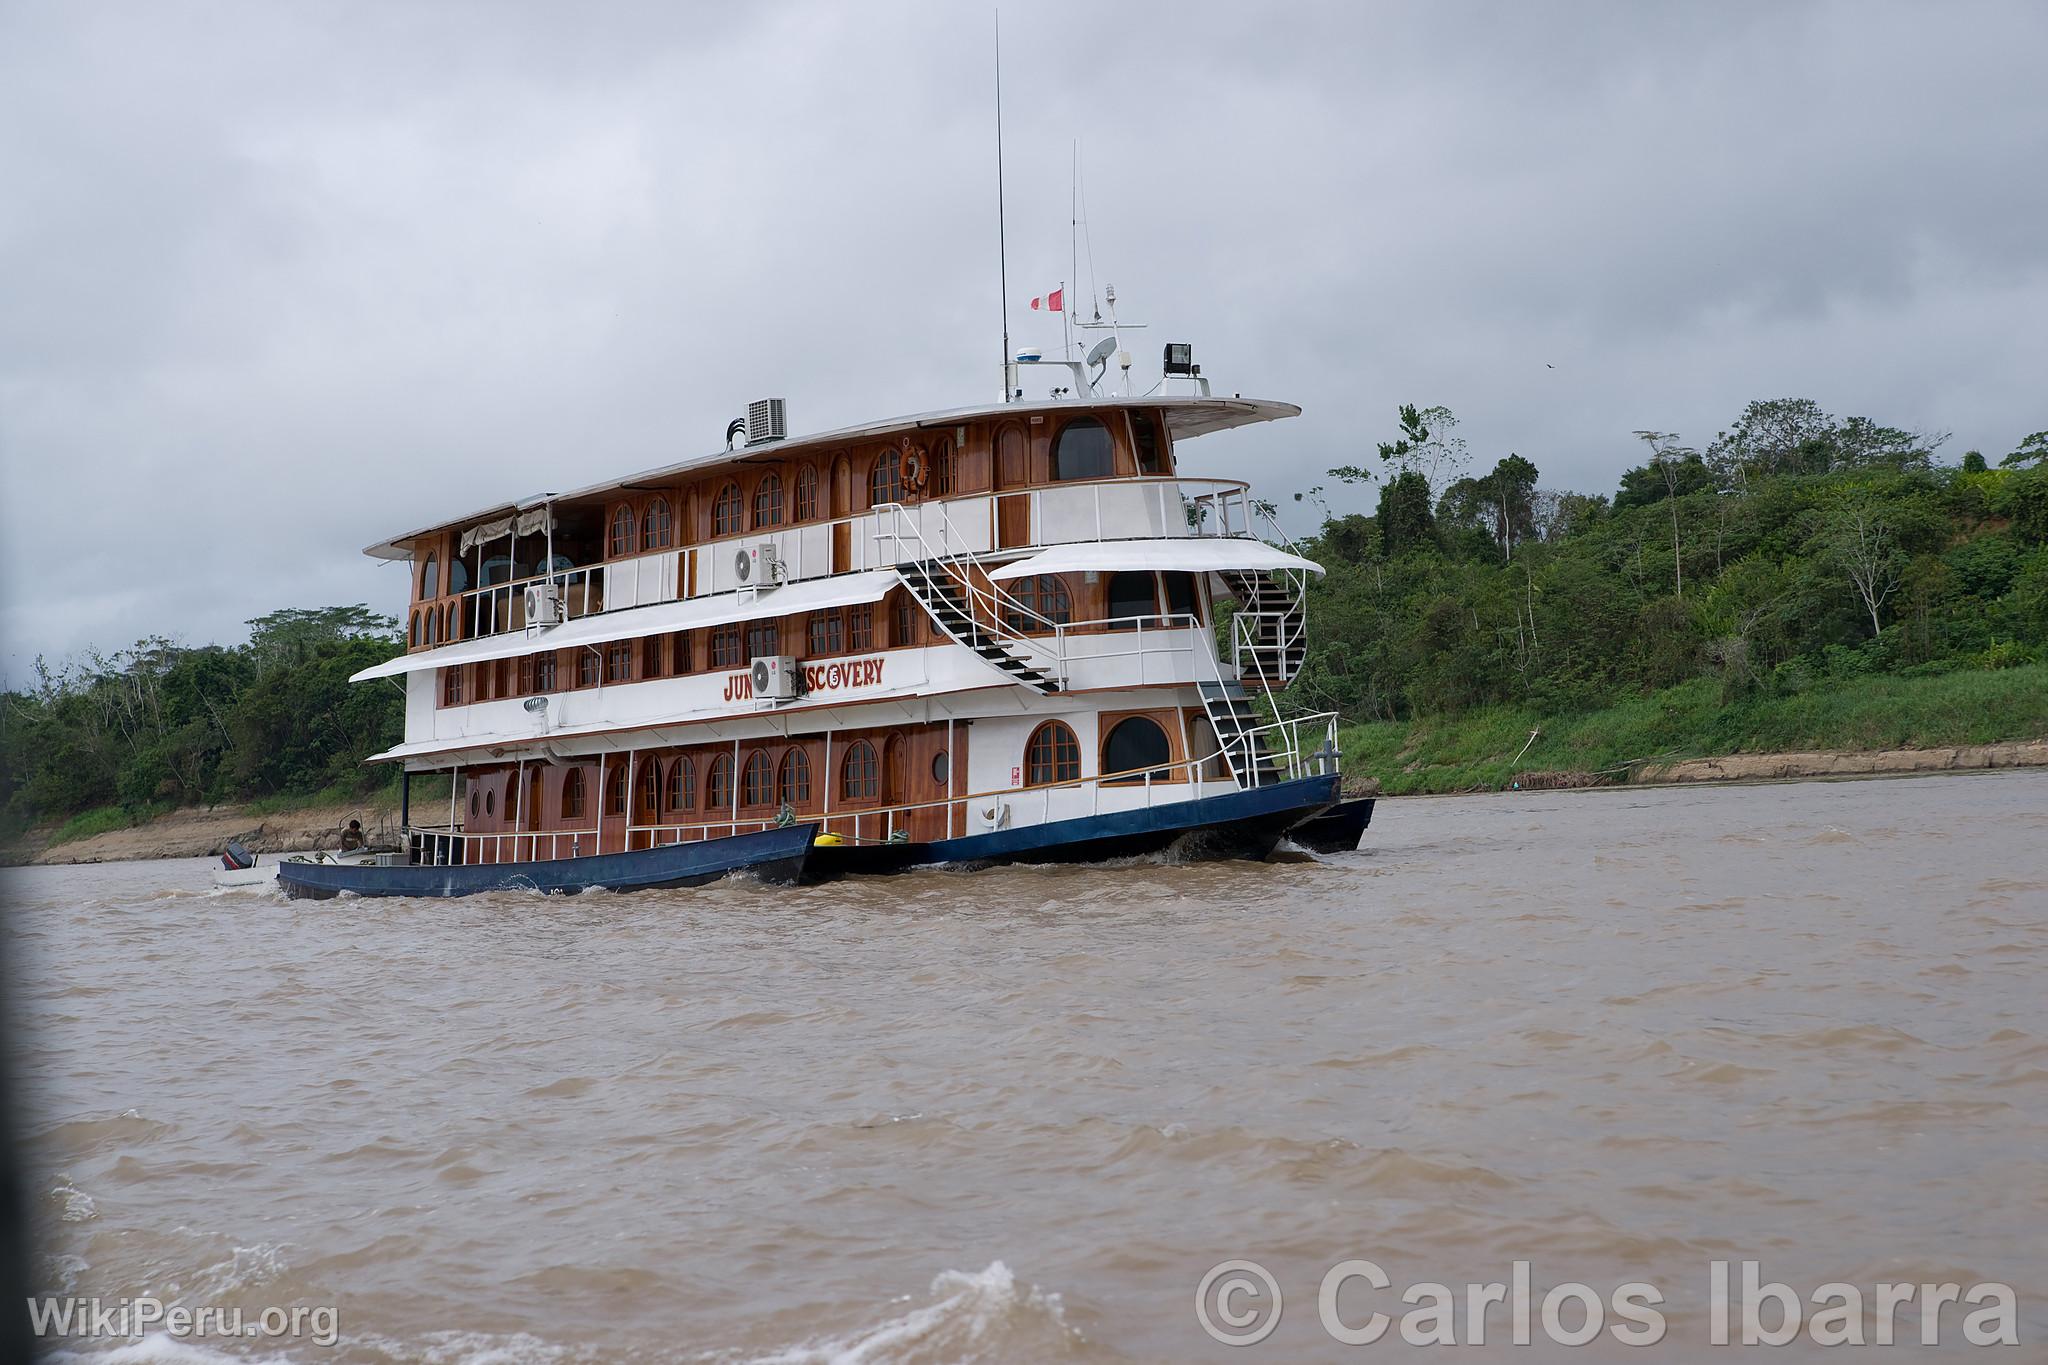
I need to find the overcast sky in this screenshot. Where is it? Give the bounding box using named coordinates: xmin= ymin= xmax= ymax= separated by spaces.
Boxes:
xmin=3 ymin=0 xmax=2044 ymax=677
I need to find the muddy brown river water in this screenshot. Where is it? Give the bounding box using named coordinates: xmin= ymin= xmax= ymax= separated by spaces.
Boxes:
xmin=9 ymin=771 xmax=2046 ymax=1361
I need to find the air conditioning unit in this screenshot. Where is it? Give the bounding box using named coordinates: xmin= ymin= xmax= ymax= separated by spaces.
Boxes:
xmin=751 ymin=654 xmax=799 ymax=702
xmin=746 ymin=398 xmax=787 ymax=446
xmin=733 ymin=542 xmax=783 ymax=589
xmin=523 ymin=582 xmax=561 ymax=627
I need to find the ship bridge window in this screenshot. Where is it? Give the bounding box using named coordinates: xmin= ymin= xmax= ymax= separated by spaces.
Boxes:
xmin=1131 ymin=413 xmax=1167 ymax=475
xmin=1102 ymin=716 xmax=1172 ymax=784
xmin=1051 ymin=417 xmax=1114 ymax=482
xmin=1161 ymin=571 xmax=1199 ymax=623
xmin=753 ymin=474 xmax=785 ymax=528
xmin=420 ymin=555 xmax=438 ymax=600
xmin=1024 ymin=721 xmax=1081 ymax=787
xmin=609 ymin=505 xmax=636 ymax=558
xmin=870 ymin=451 xmax=903 ymax=507
xmin=1105 ymin=571 xmax=1158 ymax=630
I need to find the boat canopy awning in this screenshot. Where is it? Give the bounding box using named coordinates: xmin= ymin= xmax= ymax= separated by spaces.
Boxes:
xmin=351 ymin=570 xmax=903 ymax=682
xmin=987 ymin=538 xmax=1323 ymax=581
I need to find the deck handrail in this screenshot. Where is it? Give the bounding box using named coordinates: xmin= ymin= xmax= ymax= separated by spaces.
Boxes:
xmin=403 ymin=710 xmax=1338 ymax=861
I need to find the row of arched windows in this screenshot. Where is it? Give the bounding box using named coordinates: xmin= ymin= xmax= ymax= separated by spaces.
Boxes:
xmin=410 ymin=603 xmax=461 ymax=648
xmin=1023 ymin=716 xmax=1174 ymax=786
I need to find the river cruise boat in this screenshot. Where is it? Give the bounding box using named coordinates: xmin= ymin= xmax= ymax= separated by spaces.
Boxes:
xmin=280 ymin=345 xmax=1349 ymax=897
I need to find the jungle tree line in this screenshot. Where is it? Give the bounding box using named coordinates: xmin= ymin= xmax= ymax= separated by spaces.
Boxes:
xmin=0 ymin=605 xmax=404 ymax=834
xmin=1283 ymin=399 xmax=2048 ymax=721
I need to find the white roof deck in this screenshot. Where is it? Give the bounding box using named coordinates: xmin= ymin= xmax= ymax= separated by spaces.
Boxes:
xmin=362 ymin=394 xmax=1299 ymax=561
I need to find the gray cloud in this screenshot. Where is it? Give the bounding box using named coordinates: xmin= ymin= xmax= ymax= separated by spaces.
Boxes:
xmin=4 ymin=0 xmax=2044 ymax=675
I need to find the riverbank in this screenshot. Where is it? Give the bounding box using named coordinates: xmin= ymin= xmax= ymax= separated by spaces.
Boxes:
xmin=6 ymin=797 xmax=406 ymax=867
xmin=1341 ymin=664 xmax=2048 ymax=794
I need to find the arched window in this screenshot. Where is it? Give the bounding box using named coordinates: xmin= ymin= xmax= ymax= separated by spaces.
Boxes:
xmin=642 ymin=497 xmax=672 ymax=550
xmin=741 ymin=749 xmax=773 ymax=806
xmin=666 ymin=757 xmax=695 ymax=813
xmin=1131 ymin=412 xmax=1167 ymax=475
xmin=794 ymin=464 xmax=818 ymax=520
xmin=561 ymin=768 xmax=586 ymax=819
xmin=1024 ymin=722 xmax=1081 ymax=786
xmin=753 ymin=474 xmax=784 ymax=528
xmin=706 ymin=752 xmax=735 ymax=811
xmin=869 ymin=450 xmax=903 ymax=507
xmin=427 ymin=610 xmax=442 ymax=646
xmin=1003 ymin=574 xmax=1072 ymax=632
xmin=444 ymin=604 xmax=459 ymax=643
xmin=712 ymin=481 xmax=743 ymax=536
xmin=930 ymin=437 xmax=955 ymax=496
xmin=840 ymin=740 xmax=878 ymax=800
xmin=606 ymin=761 xmax=628 ymax=816
xmin=1051 ymin=417 xmax=1115 ymax=482
xmin=777 ymin=747 xmax=811 ymax=807
xmin=609 ymin=505 xmax=636 ymax=558
xmin=410 ymin=612 xmax=422 ymax=648
xmin=420 ymin=555 xmax=439 ymax=600
xmin=1102 ymin=716 xmax=1172 ymax=784
xmin=638 ymin=760 xmax=662 ymax=819
xmin=1105 ymin=571 xmax=1157 ymax=630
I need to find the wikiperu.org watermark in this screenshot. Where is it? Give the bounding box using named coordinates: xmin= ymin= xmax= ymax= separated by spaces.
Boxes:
xmin=1196 ymin=1259 xmax=2021 ymax=1348
xmin=28 ymin=1296 xmax=340 ymax=1348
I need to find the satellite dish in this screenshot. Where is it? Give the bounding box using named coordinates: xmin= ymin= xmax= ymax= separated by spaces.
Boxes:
xmin=1086 ymin=336 xmax=1118 ymax=368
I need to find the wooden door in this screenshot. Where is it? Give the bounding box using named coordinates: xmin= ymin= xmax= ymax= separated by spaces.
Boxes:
xmin=830 ymin=456 xmax=853 ymax=572
xmin=995 ymin=424 xmax=1030 ymax=548
xmin=599 ymin=759 xmax=630 ymax=854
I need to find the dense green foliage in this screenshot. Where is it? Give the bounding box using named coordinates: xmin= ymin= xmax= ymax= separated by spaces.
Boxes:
xmin=1291 ymin=400 xmax=2048 ymax=745
xmin=0 ymin=606 xmax=403 ymax=838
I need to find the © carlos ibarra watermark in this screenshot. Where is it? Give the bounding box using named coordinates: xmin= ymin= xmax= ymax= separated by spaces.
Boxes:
xmin=28 ymin=1296 xmax=341 ymax=1348
xmin=1195 ymin=1258 xmax=2021 ymax=1348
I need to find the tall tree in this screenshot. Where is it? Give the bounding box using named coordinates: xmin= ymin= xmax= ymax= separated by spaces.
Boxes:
xmin=1820 ymin=487 xmax=1905 ymax=638
xmin=1631 ymin=431 xmax=1699 ymax=596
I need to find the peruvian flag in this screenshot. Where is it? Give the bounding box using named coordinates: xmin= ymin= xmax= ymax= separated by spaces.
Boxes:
xmin=1029 ymin=286 xmax=1064 ymax=312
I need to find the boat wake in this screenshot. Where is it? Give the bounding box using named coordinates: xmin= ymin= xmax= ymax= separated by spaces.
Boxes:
xmin=744 ymin=1261 xmax=1084 ymax=1365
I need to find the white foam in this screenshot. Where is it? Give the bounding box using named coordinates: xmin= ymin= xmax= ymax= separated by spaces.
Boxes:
xmin=51 ymin=1179 xmax=98 ymax=1222
xmin=747 ymin=1261 xmax=1075 ymax=1365
xmin=44 ymin=1339 xmax=297 ymax=1365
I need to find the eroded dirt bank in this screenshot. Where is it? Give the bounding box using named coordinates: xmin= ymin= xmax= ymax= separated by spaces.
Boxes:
xmin=14 ymin=800 xmax=403 ymax=866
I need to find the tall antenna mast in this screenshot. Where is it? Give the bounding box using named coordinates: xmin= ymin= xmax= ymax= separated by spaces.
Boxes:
xmin=1067 ymin=140 xmax=1078 ymax=361
xmin=994 ymin=11 xmax=1011 ymax=401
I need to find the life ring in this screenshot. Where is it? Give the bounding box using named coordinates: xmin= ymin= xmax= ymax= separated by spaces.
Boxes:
xmin=903 ymin=448 xmax=928 ymax=490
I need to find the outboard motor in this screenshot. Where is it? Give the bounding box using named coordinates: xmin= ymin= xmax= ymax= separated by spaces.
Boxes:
xmin=221 ymin=842 xmax=256 ymax=872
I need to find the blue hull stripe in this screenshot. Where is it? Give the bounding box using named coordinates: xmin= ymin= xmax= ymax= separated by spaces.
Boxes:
xmin=276 ymin=822 xmax=819 ymax=899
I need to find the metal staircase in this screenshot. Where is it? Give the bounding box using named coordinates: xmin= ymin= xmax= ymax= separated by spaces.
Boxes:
xmin=898 ymin=558 xmax=1062 ymax=694
xmin=1196 ymin=679 xmax=1284 ymax=787
xmin=1218 ymin=568 xmax=1308 ymax=691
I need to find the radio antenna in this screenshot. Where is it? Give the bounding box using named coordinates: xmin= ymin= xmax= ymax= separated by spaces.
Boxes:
xmin=994 ymin=11 xmax=1011 ymax=401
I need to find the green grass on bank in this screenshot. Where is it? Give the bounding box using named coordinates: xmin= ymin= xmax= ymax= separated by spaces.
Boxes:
xmin=46 ymin=804 xmax=156 ymax=847
xmin=1339 ymin=663 xmax=2048 ymax=795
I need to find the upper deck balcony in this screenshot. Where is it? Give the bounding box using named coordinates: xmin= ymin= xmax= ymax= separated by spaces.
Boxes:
xmin=390 ymin=393 xmax=1300 ymax=650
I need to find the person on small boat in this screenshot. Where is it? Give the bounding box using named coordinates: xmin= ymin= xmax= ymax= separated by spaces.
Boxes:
xmin=340 ymin=820 xmax=367 ymax=852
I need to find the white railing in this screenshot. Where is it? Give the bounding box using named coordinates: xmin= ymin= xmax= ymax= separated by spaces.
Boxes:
xmin=410 ymin=476 xmax=1273 ymax=650
xmin=401 ymin=707 xmax=1340 ymax=867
